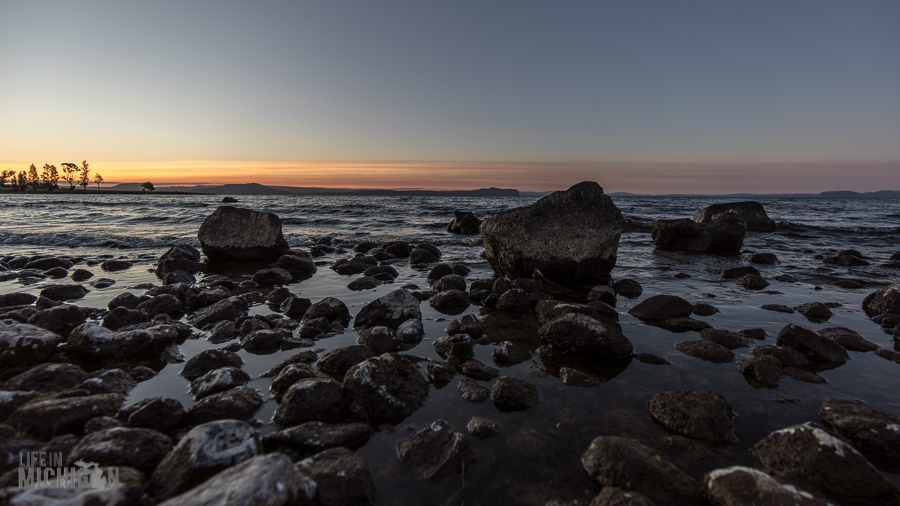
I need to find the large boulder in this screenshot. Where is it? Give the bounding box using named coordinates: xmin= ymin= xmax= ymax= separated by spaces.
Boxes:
xmin=693 ymin=201 xmax=776 ymax=232
xmin=704 ymin=466 xmax=831 ymax=506
xmin=820 ymin=398 xmax=900 ymax=459
xmin=197 ymin=206 xmax=289 ymax=262
xmin=538 ymin=313 xmax=632 ymax=358
xmin=447 ymin=210 xmax=482 ymax=235
xmin=67 ymin=323 xmax=176 ymax=358
xmin=353 ymin=288 xmax=422 ymax=330
xmin=480 ymin=181 xmax=624 ymax=287
xmin=776 ymin=324 xmax=849 ymax=364
xmin=628 ymin=295 xmax=692 ymax=321
xmin=66 ymin=427 xmax=172 ymax=473
xmin=862 ymin=282 xmax=900 ymax=317
xmin=648 ymin=390 xmax=736 ymax=445
xmin=7 ymin=393 xmax=124 ymax=438
xmin=297 ymin=447 xmax=375 ymax=506
xmin=652 ymin=216 xmax=746 ymax=254
xmin=0 ymin=320 xmax=61 ymax=369
xmin=343 ymin=354 xmax=429 ymax=422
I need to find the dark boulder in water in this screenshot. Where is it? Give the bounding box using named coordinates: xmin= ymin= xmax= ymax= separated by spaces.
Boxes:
xmin=693 ymin=201 xmax=776 ymax=232
xmin=862 ymin=282 xmax=900 ymax=318
xmin=612 ymin=278 xmax=643 ymax=298
xmin=739 ymin=274 xmax=769 ymax=290
xmin=703 ymin=466 xmax=830 ymax=506
xmin=297 ymin=447 xmax=376 ymax=506
xmin=817 ymin=327 xmax=878 ymax=352
xmin=539 ymin=313 xmax=632 ymax=358
xmin=343 ymin=354 xmax=429 ymax=422
xmin=820 ymin=398 xmax=900 ymax=459
xmin=676 ymin=340 xmax=736 ymax=363
xmin=156 ymin=244 xmax=203 ymax=277
xmin=776 ymin=324 xmax=849 ymax=364
xmin=101 ymin=259 xmax=133 ymax=272
xmin=197 ymin=206 xmax=289 ymax=262
xmin=739 ymin=356 xmax=783 ymax=388
xmin=748 ymin=252 xmax=778 ymax=264
xmin=480 ymin=181 xmax=624 ymax=288
xmin=721 ymin=265 xmax=760 ymax=279
xmin=276 ymin=254 xmax=317 ymax=277
xmin=652 ymin=216 xmax=746 ymax=254
xmin=396 ymin=420 xmax=475 ymax=480
xmin=0 ymin=321 xmax=61 ymax=370
xmin=648 ymin=390 xmax=736 ymax=445
xmin=447 ymin=210 xmax=482 ymax=235
xmin=491 ymin=376 xmax=539 ymax=411
xmin=39 ymin=283 xmax=89 ymax=301
xmin=794 ymin=302 xmax=833 ymax=321
xmin=628 ymin=295 xmax=693 ymax=321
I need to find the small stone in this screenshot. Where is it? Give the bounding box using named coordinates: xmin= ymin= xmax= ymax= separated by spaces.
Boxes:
xmin=492 ymin=341 xmax=531 ymax=364
xmin=491 ymin=376 xmax=540 ymax=411
xmin=738 ymin=356 xmax=782 ymax=388
xmin=466 ymin=417 xmax=501 ymax=439
xmin=458 ymin=378 xmax=490 ymax=402
xmin=396 ymin=420 xmax=475 ymax=480
xmin=675 ymin=340 xmax=736 ymax=363
xmin=648 ymin=390 xmax=736 ymax=445
xmin=560 ymin=367 xmax=599 ymax=387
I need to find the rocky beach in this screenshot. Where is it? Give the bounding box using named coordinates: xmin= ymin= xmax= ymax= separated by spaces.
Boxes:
xmin=1 ymin=184 xmax=900 ymax=506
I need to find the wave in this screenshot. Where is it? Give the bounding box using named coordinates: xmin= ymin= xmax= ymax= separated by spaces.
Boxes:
xmin=776 ymin=221 xmax=900 ymax=234
xmin=0 ymin=232 xmax=198 ymax=250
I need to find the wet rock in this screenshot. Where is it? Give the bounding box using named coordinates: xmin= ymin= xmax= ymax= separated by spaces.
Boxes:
xmin=241 ymin=328 xmax=291 ymax=352
xmin=649 ymin=390 xmax=736 ymax=445
xmin=343 ymin=354 xmax=429 ymax=421
xmin=429 ymin=289 xmax=470 ymax=312
xmin=317 ymin=345 xmax=376 ymax=375
xmin=410 ymin=247 xmax=439 ymax=264
xmin=458 ymin=378 xmax=490 ymax=402
xmin=739 ymin=327 xmax=767 ymax=341
xmin=298 ymin=316 xmax=333 ymax=339
xmin=348 ymin=276 xmax=380 ymax=290
xmin=694 ymin=201 xmax=776 ymax=232
xmin=761 ymin=303 xmax=794 ymax=314
xmin=535 ymin=301 xmax=595 ymax=324
xmin=539 ymin=313 xmax=633 ymax=358
xmin=304 ymin=297 xmax=351 ymax=327
xmin=101 ymin=260 xmax=132 ymax=272
xmin=426 ymin=264 xmax=454 ymax=284
xmin=391 ymin=319 xmax=422 ymax=344
xmin=738 ymin=356 xmax=782 ymax=388
xmin=491 ymin=376 xmax=539 ymax=411
xmin=434 ymin=274 xmax=466 ymax=292
xmin=67 ymin=323 xmax=175 ymax=358
xmin=83 ymin=415 xmax=124 ymax=434
xmin=0 ymin=292 xmax=38 ymax=307
xmin=108 ymin=292 xmax=141 ymax=310
xmin=278 ymin=296 xmax=311 ymax=320
xmin=664 ymin=317 xmax=712 ymax=332
xmin=297 ymin=447 xmax=375 ymax=506
xmin=24 ymin=257 xmax=74 ymax=270
xmin=776 ymin=324 xmax=849 ymax=364
xmin=582 ymin=436 xmax=699 ymax=506
xmin=588 ymin=284 xmax=617 ymax=304
xmin=80 ymin=369 xmax=135 ymax=396
xmin=5 ymin=363 xmax=88 ymax=393
xmin=156 ymin=244 xmax=203 ymax=277
xmin=691 ymin=302 xmax=719 ymax=316
xmin=164 ymin=270 xmax=195 ymax=285
xmin=426 ymin=360 xmax=456 ymax=384
xmin=354 ymin=289 xmax=422 ymax=330
xmin=863 ymin=282 xmax=900 ymax=317
xmin=458 ymin=359 xmax=499 ymax=381
xmin=589 ymin=487 xmax=655 ymax=506
xmin=396 ymin=420 xmax=475 ymax=480
xmin=775 ymin=274 xmax=799 ymax=283
xmin=817 ymin=327 xmax=878 ymax=352
xmin=701 ymin=328 xmax=751 ymax=349
xmin=751 ymin=422 xmax=898 ymax=503
xmin=90 ymin=277 xmax=116 ymax=288
xmin=653 ymin=215 xmax=747 ymax=254
xmin=384 ymin=242 xmax=413 ymax=258
xmin=273 ymin=377 xmax=343 ymax=426
xmin=628 ymin=295 xmax=692 ymax=321
xmin=207 ymin=320 xmax=235 ymax=343
xmin=782 ymin=367 xmax=827 ymax=384
xmin=820 ymin=398 xmax=900 ymax=459
xmin=102 ymin=306 xmax=148 ymax=331
xmin=198 ymin=206 xmax=289 ymax=262
xmin=265 ymin=287 xmax=293 ymax=308
xmin=118 ymin=396 xmax=185 ymax=433
xmin=823 ymin=254 xmax=869 ymax=266
xmin=675 ymin=340 xmax=736 ymax=363
xmin=137 ymin=293 xmax=184 ymax=318
xmin=276 ymin=254 xmax=317 ymax=277
xmin=612 ymin=278 xmax=643 ymax=298
xmin=447 ymin=210 xmax=482 ymax=235
xmin=356 ymin=326 xmax=400 ymax=354
xmin=39 ymin=283 xmax=89 ymax=301
xmin=753 ymin=345 xmax=809 ymax=366
xmin=496 ymin=288 xmax=531 ymax=312
xmin=8 ymin=393 xmax=124 ymax=438
xmin=481 ymin=182 xmax=625 ymax=287
xmin=187 ymin=296 xmax=249 ymax=328
xmin=748 ymin=252 xmax=778 ymax=264
xmin=181 ymin=349 xmax=244 ymax=380
xmin=262 ymin=421 xmax=372 ymax=461
xmin=184 ymin=386 xmax=263 ymax=426
xmin=189 ymin=366 xmax=250 ymax=400
xmin=157 ymin=452 xmax=308 ymax=506
xmin=269 ymin=363 xmax=326 ymax=402
xmin=0 ymin=321 xmax=61 ymax=369
xmin=704 ymin=466 xmax=830 ymax=506
xmin=251 ymin=267 xmax=292 ymax=286
xmin=561 ymin=367 xmax=599 ymax=387
xmin=739 ymin=274 xmax=769 ymax=290
xmin=492 ymin=341 xmax=531 ymax=364
xmin=794 ymin=302 xmax=833 ymax=321
xmin=634 ymin=352 xmax=671 ymax=365
xmin=66 ymin=427 xmax=172 ymax=472
xmin=433 ymin=334 xmax=475 ymax=360
xmin=721 ymin=266 xmax=760 ymax=279
xmin=0 ymin=391 xmax=39 ymax=424
xmin=260 ymin=350 xmax=318 ymax=379
xmin=332 ymin=258 xmax=370 ymax=276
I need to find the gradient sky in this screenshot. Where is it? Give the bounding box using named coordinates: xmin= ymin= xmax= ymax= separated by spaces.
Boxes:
xmin=1 ymin=1 xmax=898 ymax=193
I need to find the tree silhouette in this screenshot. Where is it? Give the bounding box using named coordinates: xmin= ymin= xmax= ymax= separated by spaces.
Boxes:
xmin=16 ymin=171 xmax=27 ymax=191
xmin=94 ymin=173 xmax=103 ymax=191
xmin=41 ymin=164 xmax=59 ymax=190
xmin=79 ymin=161 xmax=90 ymax=189
xmin=27 ymin=164 xmax=39 ymax=191
xmin=0 ymin=169 xmax=12 ymax=188
xmin=61 ymin=163 xmax=78 ymax=190
xmin=141 ymin=182 xmax=155 ymax=191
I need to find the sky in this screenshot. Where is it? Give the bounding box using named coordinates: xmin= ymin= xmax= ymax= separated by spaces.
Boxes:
xmin=1 ymin=0 xmax=898 ymax=193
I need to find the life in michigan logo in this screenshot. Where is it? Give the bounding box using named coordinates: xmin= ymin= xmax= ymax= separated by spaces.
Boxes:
xmin=18 ymin=452 xmax=120 ymax=490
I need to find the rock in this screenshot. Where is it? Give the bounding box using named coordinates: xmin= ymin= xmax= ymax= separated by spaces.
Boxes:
xmin=156 ymin=244 xmax=203 ymax=277
xmin=492 ymin=341 xmax=531 ymax=364
xmin=157 ymin=453 xmax=309 ymax=506
xmin=649 ymin=390 xmax=736 ymax=445
xmin=628 ymin=295 xmax=692 ymax=321
xmin=39 ymin=283 xmax=89 ymax=301
xmin=496 ymin=288 xmax=531 ymax=312
xmin=197 ymin=206 xmax=289 ymax=262
xmin=429 ymin=289 xmax=470 ymax=312
xmin=207 ymin=320 xmax=236 ymax=343
xmin=281 ymin=296 xmax=312 ymax=319
xmin=458 ymin=359 xmax=499 ymax=381
xmin=739 ymin=274 xmax=769 ymax=290
xmin=262 ymin=421 xmax=372 ymax=461
xmin=823 ymin=254 xmax=869 ymax=266
xmin=347 ymin=276 xmax=380 ymax=290
xmin=273 ymin=377 xmax=343 ymax=426
xmin=447 ymin=210 xmax=482 ymax=234
xmin=794 ymin=302 xmax=833 ymax=321
xmin=721 ymin=266 xmax=760 ymax=279
xmin=426 ymin=360 xmax=455 ymax=384
xmin=391 ymin=320 xmax=422 ymax=345
xmin=24 ymin=257 xmax=73 ymax=270
xmin=426 ymin=264 xmax=453 ymax=284
xmin=691 ymin=302 xmax=719 ymax=316
xmin=317 ymin=345 xmax=376 ymax=375
xmin=8 ymin=393 xmax=124 ymax=438
xmin=396 ymin=420 xmax=475 ymax=480
xmin=433 ymin=274 xmax=466 ymax=292
xmin=187 ymin=296 xmax=249 ymax=328
xmin=241 ymin=328 xmax=291 ymax=352
xmin=101 ymin=260 xmax=132 ymax=272
xmin=753 ymin=345 xmax=809 ymax=366
xmin=491 ymin=376 xmax=539 ymax=411
xmin=353 ymin=289 xmax=422 ymax=331
xmin=343 ymin=354 xmax=429 ymax=421
xmin=103 ymin=306 xmax=149 ymax=331
xmin=590 ymin=487 xmax=655 ymax=506
xmin=4 ymin=363 xmax=88 ymax=393
xmin=612 ymin=278 xmax=643 ymax=298
xmin=481 ymin=182 xmax=625 ymax=287
xmin=675 ymin=340 xmax=736 ymax=363
xmin=79 ymin=369 xmax=135 ymax=396
xmin=70 ymin=268 xmax=94 ymax=281
xmin=269 ymin=363 xmax=325 ymax=402
xmin=561 ymin=367 xmax=599 ymax=387
xmin=862 ymin=283 xmax=900 ymax=317
xmin=83 ymin=415 xmax=124 ymax=434
xmin=458 ymin=378 xmax=490 ymax=402
xmin=466 ymin=417 xmax=501 ymax=439
xmin=181 ymin=349 xmax=243 ymax=380
xmin=137 ymin=293 xmax=184 ymax=318
xmin=776 ymin=324 xmax=849 ymax=364
xmin=652 ymin=215 xmax=746 ymax=254
xmin=663 ymin=317 xmax=712 ymax=332
xmin=536 ymin=301 xmax=599 ymax=324
xmin=433 ymin=334 xmax=475 ymax=360
xmin=820 ymin=398 xmax=900 ymax=459
xmin=700 ymin=328 xmax=751 ymax=349
xmin=738 ymin=356 xmax=782 ymax=388
xmin=276 ymin=254 xmax=317 ymax=277
xmin=251 ymin=267 xmax=292 ymax=286
xmin=184 ymin=386 xmax=263 ymax=426
xmin=332 ymin=258 xmax=370 ymax=276
xmin=762 ymin=303 xmax=794 ymax=314
xmin=409 ymin=247 xmax=439 ymax=264
xmin=296 ymin=447 xmax=375 ymax=506
xmin=383 ymin=242 xmax=413 ymax=258
xmin=0 ymin=292 xmax=37 ymax=307
xmin=163 ymin=270 xmax=195 ymax=285
xmin=304 ymin=297 xmax=350 ymax=327
xmin=357 ymin=326 xmax=400 ymax=353
xmin=108 ymin=292 xmax=142 ymax=310
xmin=221 ymin=196 xmax=238 ymax=203
xmin=588 ymin=284 xmax=617 ymax=304
xmin=119 ymin=396 xmax=185 ymax=432
xmin=582 ymin=436 xmax=699 ymax=506
xmin=693 ymin=201 xmax=776 ymax=232
xmin=190 ymin=366 xmax=250 ymax=400
xmin=751 ymin=422 xmax=898 ymax=503
xmin=817 ymin=327 xmax=878 ymax=352
xmin=704 ymin=466 xmax=830 ymax=506
xmin=67 ymin=323 xmax=175 ymax=358
xmin=90 ymin=277 xmax=116 ymax=288
xmin=0 ymin=320 xmax=61 ymax=369
xmin=775 ymin=274 xmax=799 ymax=283
xmin=66 ymin=427 xmax=172 ymax=472
xmin=748 ymin=252 xmax=778 ymax=264
xmin=539 ymin=313 xmax=632 ymax=358
xmin=783 ymin=367 xmax=827 ymax=384
xmin=740 ymin=327 xmax=769 ymax=341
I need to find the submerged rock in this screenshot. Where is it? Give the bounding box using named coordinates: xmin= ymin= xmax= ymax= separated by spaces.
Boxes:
xmin=820 ymin=398 xmax=900 ymax=459
xmin=491 ymin=376 xmax=540 ymax=411
xmin=262 ymin=421 xmax=372 ymax=461
xmin=700 ymin=328 xmax=751 ymax=350
xmin=652 ymin=216 xmax=746 ymax=254
xmin=39 ymin=283 xmax=90 ymax=301
xmin=480 ymin=181 xmax=625 ymax=287
xmin=297 ymin=447 xmax=375 ymax=506
xmin=817 ymin=327 xmax=878 ymax=352
xmin=197 ymin=206 xmax=289 ymax=262
xmin=466 ymin=417 xmax=501 ymax=439
xmin=648 ymin=390 xmax=736 ymax=445
xmin=753 ymin=345 xmax=809 ymax=366
xmin=675 ymin=340 xmax=736 ymax=363
xmin=738 ymin=356 xmax=783 ymax=388
xmin=396 ymin=420 xmax=476 ymax=480
xmin=538 ymin=313 xmax=633 ymax=358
